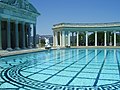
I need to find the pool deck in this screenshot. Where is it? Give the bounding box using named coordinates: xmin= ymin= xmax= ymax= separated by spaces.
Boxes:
xmin=0 ymin=48 xmax=46 ymax=57
xmin=0 ymin=46 xmax=120 ymax=57
xmin=71 ymin=46 xmax=120 ymax=48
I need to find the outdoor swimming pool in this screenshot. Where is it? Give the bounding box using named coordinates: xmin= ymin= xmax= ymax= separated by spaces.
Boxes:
xmin=0 ymin=48 xmax=120 ymax=90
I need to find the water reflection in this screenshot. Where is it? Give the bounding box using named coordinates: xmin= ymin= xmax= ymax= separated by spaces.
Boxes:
xmin=86 ymin=49 xmax=88 ymax=63
xmin=114 ymin=49 xmax=117 ymax=63
xmin=104 ymin=49 xmax=107 ymax=59
xmin=95 ymin=49 xmax=98 ymax=62
xmin=77 ymin=49 xmax=79 ymax=61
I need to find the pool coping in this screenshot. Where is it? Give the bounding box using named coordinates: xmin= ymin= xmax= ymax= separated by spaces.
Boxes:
xmin=0 ymin=48 xmax=46 ymax=57
xmin=0 ymin=46 xmax=120 ymax=57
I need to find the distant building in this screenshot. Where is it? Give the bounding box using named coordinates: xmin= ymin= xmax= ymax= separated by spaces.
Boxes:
xmin=53 ymin=22 xmax=120 ymax=47
xmin=0 ymin=0 xmax=40 ymax=50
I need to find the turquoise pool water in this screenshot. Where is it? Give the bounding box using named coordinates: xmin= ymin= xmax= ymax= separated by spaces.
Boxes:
xmin=0 ymin=49 xmax=120 ymax=90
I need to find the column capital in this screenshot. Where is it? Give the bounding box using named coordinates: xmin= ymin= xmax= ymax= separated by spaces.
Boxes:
xmin=33 ymin=23 xmax=36 ymax=26
xmin=22 ymin=21 xmax=25 ymax=25
xmin=26 ymin=23 xmax=31 ymax=26
xmin=7 ymin=18 xmax=10 ymax=22
xmin=15 ymin=20 xmax=19 ymax=24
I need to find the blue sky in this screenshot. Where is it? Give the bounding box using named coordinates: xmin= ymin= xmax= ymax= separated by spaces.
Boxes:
xmin=29 ymin=0 xmax=120 ymax=35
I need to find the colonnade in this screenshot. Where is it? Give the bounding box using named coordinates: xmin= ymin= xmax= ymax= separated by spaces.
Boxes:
xmin=0 ymin=17 xmax=37 ymax=50
xmin=53 ymin=31 xmax=117 ymax=47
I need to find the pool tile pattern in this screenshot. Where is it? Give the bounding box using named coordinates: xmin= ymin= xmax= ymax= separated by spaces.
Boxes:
xmin=0 ymin=49 xmax=120 ymax=90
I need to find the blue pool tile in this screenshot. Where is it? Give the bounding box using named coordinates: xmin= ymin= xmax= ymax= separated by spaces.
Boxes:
xmin=99 ymin=74 xmax=119 ymax=80
xmin=20 ymin=71 xmax=33 ymax=77
xmin=0 ymin=82 xmax=18 ymax=88
xmin=0 ymin=77 xmax=4 ymax=82
xmin=39 ymin=69 xmax=58 ymax=75
xmin=19 ymin=88 xmax=26 ymax=90
xmin=55 ymin=64 xmax=69 ymax=67
xmin=82 ymin=68 xmax=99 ymax=73
xmin=46 ymin=76 xmax=72 ymax=85
xmin=57 ymin=71 xmax=78 ymax=77
xmin=29 ymin=73 xmax=51 ymax=81
xmin=86 ymin=65 xmax=101 ymax=69
xmin=70 ymin=64 xmax=85 ymax=68
xmin=23 ymin=67 xmax=42 ymax=73
xmin=48 ymin=66 xmax=65 ymax=70
xmin=101 ymin=69 xmax=119 ymax=74
xmin=97 ymin=79 xmax=118 ymax=86
xmin=77 ymin=72 xmax=97 ymax=79
xmin=64 ymin=67 xmax=81 ymax=72
xmin=33 ymin=65 xmax=49 ymax=69
xmin=69 ymin=78 xmax=95 ymax=86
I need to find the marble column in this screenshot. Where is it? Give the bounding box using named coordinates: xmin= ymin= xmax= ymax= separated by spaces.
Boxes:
xmin=55 ymin=32 xmax=58 ymax=46
xmin=33 ymin=23 xmax=36 ymax=48
xmin=77 ymin=31 xmax=79 ymax=46
xmin=95 ymin=31 xmax=97 ymax=46
xmin=28 ymin=24 xmax=32 ymax=48
xmin=53 ymin=31 xmax=56 ymax=47
xmin=22 ymin=22 xmax=26 ymax=49
xmin=114 ymin=31 xmax=116 ymax=46
xmin=68 ymin=31 xmax=70 ymax=46
xmin=104 ymin=31 xmax=107 ymax=46
xmin=72 ymin=32 xmax=74 ymax=46
xmin=7 ymin=19 xmax=12 ymax=51
xmin=15 ymin=21 xmax=20 ymax=50
xmin=60 ymin=31 xmax=62 ymax=46
xmin=62 ymin=31 xmax=65 ymax=47
xmin=0 ymin=17 xmax=2 ymax=49
xmin=86 ymin=31 xmax=88 ymax=46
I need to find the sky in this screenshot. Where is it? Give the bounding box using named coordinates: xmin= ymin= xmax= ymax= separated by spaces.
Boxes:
xmin=29 ymin=0 xmax=120 ymax=35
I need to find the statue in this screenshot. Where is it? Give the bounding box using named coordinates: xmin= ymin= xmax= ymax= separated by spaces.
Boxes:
xmin=45 ymin=38 xmax=51 ymax=49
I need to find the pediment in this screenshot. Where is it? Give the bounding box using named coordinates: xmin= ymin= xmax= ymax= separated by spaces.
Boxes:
xmin=0 ymin=0 xmax=39 ymax=14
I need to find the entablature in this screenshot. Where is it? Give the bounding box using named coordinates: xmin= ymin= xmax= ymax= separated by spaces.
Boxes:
xmin=0 ymin=2 xmax=40 ymax=22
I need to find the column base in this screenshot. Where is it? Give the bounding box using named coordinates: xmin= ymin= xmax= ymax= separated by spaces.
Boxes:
xmin=33 ymin=47 xmax=37 ymax=48
xmin=28 ymin=46 xmax=32 ymax=49
xmin=0 ymin=47 xmax=2 ymax=50
xmin=33 ymin=45 xmax=37 ymax=48
xmin=22 ymin=47 xmax=26 ymax=49
xmin=6 ymin=48 xmax=13 ymax=51
xmin=109 ymin=42 xmax=112 ymax=46
xmin=15 ymin=47 xmax=20 ymax=50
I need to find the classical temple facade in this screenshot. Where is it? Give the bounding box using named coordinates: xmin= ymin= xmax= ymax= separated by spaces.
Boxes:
xmin=53 ymin=22 xmax=120 ymax=47
xmin=0 ymin=0 xmax=40 ymax=50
